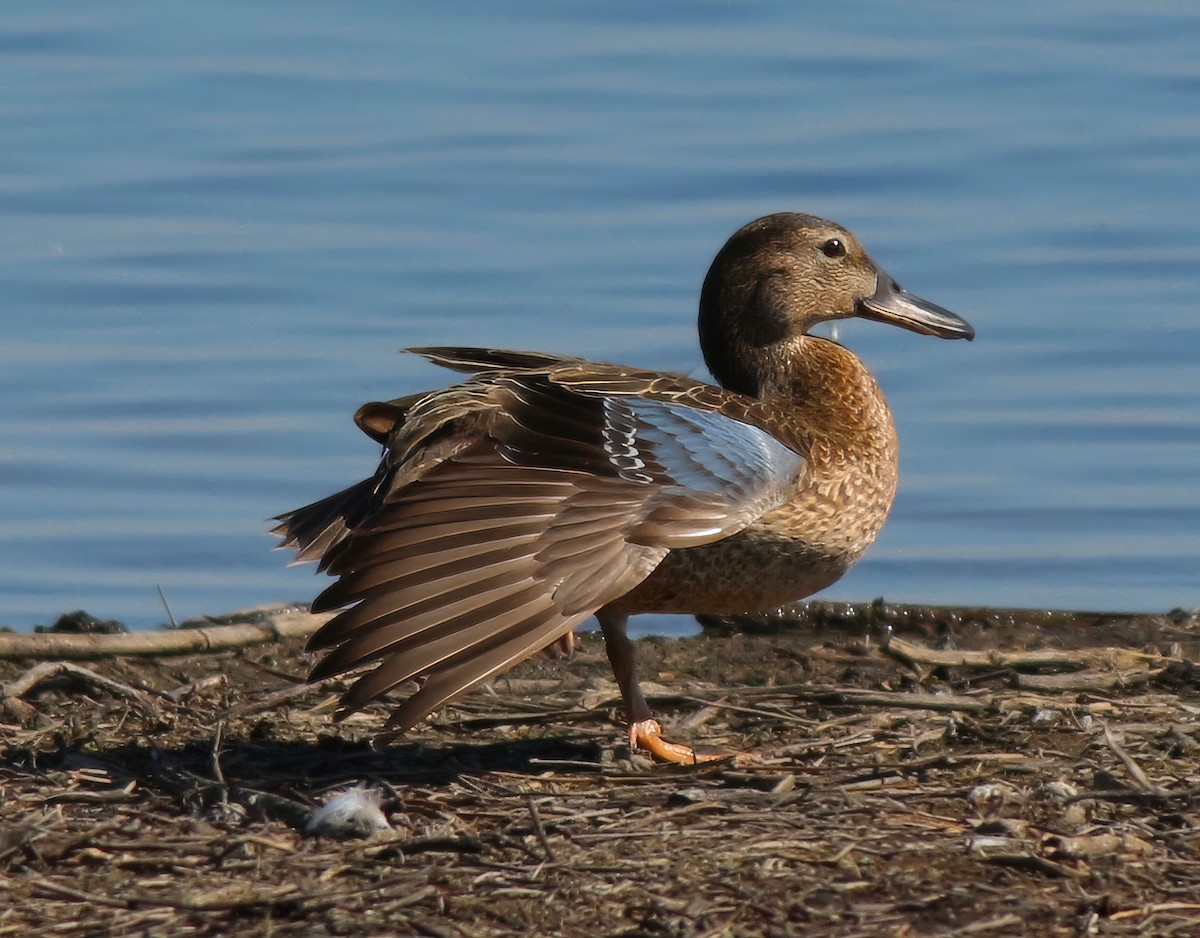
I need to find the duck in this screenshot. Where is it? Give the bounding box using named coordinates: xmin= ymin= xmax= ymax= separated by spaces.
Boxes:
xmin=275 ymin=212 xmax=974 ymax=764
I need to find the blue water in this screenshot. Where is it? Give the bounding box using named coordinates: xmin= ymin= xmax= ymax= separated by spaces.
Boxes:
xmin=2 ymin=2 xmax=1198 ymax=632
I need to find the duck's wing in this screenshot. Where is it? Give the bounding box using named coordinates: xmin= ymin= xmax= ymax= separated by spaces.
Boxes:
xmin=408 ymin=346 xmax=585 ymax=374
xmin=283 ymin=367 xmax=806 ymax=733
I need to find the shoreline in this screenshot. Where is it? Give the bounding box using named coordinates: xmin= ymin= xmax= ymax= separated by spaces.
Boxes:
xmin=2 ymin=602 xmax=1199 ymax=934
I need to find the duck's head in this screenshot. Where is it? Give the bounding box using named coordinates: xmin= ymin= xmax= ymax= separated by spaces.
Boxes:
xmin=699 ymin=212 xmax=974 ymax=395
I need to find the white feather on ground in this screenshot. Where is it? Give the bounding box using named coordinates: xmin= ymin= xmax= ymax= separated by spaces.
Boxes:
xmin=304 ymin=784 xmax=393 ymax=838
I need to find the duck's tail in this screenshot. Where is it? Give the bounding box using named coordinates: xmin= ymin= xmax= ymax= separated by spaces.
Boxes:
xmin=272 ymin=476 xmax=379 ymax=570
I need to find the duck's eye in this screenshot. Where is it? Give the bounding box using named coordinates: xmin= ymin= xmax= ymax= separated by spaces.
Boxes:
xmin=821 ymin=238 xmax=846 ymax=259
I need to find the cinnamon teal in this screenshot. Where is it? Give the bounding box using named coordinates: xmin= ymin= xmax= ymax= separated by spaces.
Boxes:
xmin=275 ymin=212 xmax=974 ymax=763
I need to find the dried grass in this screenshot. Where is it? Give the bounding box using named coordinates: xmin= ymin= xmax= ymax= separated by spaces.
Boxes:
xmin=2 ymin=603 xmax=1199 ymax=936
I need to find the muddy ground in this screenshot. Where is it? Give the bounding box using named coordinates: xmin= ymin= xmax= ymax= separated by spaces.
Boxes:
xmin=2 ymin=601 xmax=1200 ymax=937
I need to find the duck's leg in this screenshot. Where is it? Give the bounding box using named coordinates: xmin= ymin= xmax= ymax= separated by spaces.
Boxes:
xmin=597 ymin=607 xmax=720 ymax=764
xmin=544 ymin=630 xmax=576 ymax=659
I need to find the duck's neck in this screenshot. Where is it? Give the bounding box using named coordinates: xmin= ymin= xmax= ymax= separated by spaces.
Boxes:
xmin=745 ymin=334 xmax=898 ymax=487
xmin=762 ymin=334 xmax=901 ymax=557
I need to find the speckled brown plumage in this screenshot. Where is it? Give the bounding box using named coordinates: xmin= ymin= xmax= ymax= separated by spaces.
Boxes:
xmin=612 ymin=340 xmax=898 ymax=616
xmin=274 ymin=212 xmax=974 ymax=761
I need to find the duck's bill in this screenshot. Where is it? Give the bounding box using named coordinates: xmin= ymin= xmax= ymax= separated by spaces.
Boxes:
xmin=857 ymin=274 xmax=975 ymax=341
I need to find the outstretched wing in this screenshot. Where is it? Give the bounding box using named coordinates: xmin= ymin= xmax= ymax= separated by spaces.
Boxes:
xmin=407 ymin=346 xmax=583 ymax=374
xmin=281 ymin=365 xmax=805 ymax=732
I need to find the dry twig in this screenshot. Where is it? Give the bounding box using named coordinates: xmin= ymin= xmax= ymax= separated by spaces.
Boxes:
xmin=1 ymin=661 xmax=161 ymax=717
xmin=0 ymin=605 xmax=331 ymax=661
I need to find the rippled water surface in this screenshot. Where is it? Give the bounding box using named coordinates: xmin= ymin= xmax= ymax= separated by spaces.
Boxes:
xmin=2 ymin=2 xmax=1198 ymax=631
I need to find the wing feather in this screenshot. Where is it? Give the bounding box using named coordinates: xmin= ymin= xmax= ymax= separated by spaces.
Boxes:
xmin=374 ymin=607 xmax=595 ymax=729
xmin=277 ymin=355 xmax=808 ymax=732
xmin=313 ymin=578 xmax=546 ymax=683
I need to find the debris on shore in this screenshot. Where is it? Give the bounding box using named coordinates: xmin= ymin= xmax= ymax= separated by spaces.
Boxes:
xmin=2 ymin=601 xmax=1199 ymax=936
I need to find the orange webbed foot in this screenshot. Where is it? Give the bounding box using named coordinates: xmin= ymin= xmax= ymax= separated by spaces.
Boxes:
xmin=628 ymin=719 xmax=746 ymax=766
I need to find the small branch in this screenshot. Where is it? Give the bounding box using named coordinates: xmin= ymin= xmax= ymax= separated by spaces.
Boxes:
xmin=1103 ymin=724 xmax=1162 ymax=795
xmin=0 ymin=605 xmax=333 ymax=661
xmin=981 ymin=851 xmax=1078 ymax=879
xmin=525 ymin=795 xmax=557 ymax=863
xmin=793 ymin=687 xmax=993 ymax=714
xmin=220 ymin=676 xmax=340 ymax=719
xmin=165 ymin=674 xmax=227 ymax=701
xmin=1 ymin=661 xmax=162 ymax=716
xmin=1015 ymin=670 xmax=1152 ymax=693
xmin=883 ymin=635 xmax=1172 ymax=674
xmin=210 ymin=721 xmax=228 ymax=791
xmin=156 ymin=585 xmax=178 ymax=629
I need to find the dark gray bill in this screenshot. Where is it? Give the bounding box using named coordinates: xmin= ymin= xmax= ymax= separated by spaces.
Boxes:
xmin=857 ymin=273 xmax=975 ymax=341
